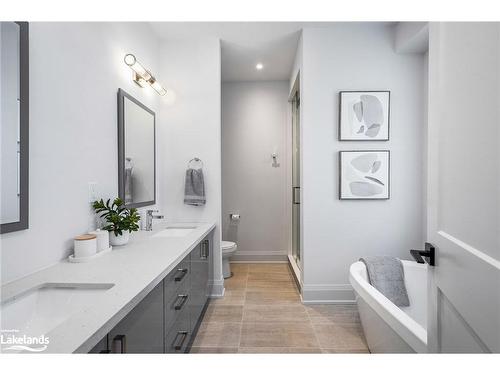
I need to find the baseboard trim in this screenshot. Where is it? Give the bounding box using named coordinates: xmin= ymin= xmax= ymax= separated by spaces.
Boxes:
xmin=230 ymin=250 xmax=287 ymax=262
xmin=301 ymin=283 xmax=356 ymax=304
xmin=287 ymin=255 xmax=302 ymax=293
xmin=208 ymin=278 xmax=225 ymax=298
xmin=230 ymin=260 xmax=287 ymax=264
xmin=287 ymin=255 xmax=301 ymax=281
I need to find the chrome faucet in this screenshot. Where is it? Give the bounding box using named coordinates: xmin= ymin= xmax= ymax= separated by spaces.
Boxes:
xmin=145 ymin=209 xmax=164 ymax=231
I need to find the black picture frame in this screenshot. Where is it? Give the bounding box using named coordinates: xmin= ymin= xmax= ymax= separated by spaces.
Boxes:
xmin=338 ymin=90 xmax=391 ymax=141
xmin=117 ymin=88 xmax=156 ymax=209
xmin=339 ymin=150 xmax=390 ymax=200
xmin=1 ymin=22 xmax=29 ymax=234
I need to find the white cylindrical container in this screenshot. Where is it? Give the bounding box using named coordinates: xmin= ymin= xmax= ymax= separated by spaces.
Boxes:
xmin=74 ymin=234 xmax=97 ymax=258
xmin=89 ymin=229 xmax=110 ymax=252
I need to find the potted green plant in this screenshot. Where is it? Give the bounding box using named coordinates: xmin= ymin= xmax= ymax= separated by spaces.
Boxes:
xmin=92 ymin=198 xmax=140 ymax=246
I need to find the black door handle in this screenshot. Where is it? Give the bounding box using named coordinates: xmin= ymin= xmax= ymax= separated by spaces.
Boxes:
xmin=410 ymin=242 xmax=435 ymax=266
xmin=293 ymin=187 xmax=300 ymax=204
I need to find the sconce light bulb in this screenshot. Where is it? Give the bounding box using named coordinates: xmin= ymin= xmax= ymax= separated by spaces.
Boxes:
xmin=124 ymin=54 xmax=166 ymax=96
xmin=124 ymin=53 xmax=152 ymax=81
xmin=124 ymin=54 xmax=136 ymax=66
xmin=150 ymin=79 xmax=167 ymax=96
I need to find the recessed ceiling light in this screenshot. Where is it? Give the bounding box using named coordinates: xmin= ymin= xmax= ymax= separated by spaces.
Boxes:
xmin=256 ymin=63 xmax=263 ymax=70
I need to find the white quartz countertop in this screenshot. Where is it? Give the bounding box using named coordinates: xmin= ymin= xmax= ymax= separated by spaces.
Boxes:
xmin=0 ymin=221 xmax=216 ymax=353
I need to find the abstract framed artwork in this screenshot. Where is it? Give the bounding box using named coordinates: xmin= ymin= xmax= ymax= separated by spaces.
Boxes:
xmin=339 ymin=91 xmax=390 ymax=141
xmin=339 ymin=150 xmax=390 ymax=200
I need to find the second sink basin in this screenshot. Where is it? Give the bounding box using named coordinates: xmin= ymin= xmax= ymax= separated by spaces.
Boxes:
xmin=0 ymin=283 xmax=114 ymax=339
xmin=153 ymin=226 xmax=196 ymax=238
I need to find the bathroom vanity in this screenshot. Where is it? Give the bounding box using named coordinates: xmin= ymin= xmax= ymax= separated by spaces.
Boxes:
xmin=0 ymin=222 xmax=215 ymax=353
xmin=89 ymin=231 xmax=211 ymax=353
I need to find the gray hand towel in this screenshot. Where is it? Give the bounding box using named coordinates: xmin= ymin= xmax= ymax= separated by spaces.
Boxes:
xmin=184 ymin=168 xmax=206 ymax=206
xmin=359 ymin=256 xmax=410 ymax=307
xmin=124 ymin=167 xmax=133 ymax=204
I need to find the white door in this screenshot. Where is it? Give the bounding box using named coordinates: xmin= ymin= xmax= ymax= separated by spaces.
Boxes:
xmin=427 ymin=22 xmax=500 ymax=353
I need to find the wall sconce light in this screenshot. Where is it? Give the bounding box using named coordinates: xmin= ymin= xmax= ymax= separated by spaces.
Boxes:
xmin=124 ymin=53 xmax=167 ymax=96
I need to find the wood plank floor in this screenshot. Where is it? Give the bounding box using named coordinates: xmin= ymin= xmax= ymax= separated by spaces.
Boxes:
xmin=191 ymin=263 xmax=369 ymax=353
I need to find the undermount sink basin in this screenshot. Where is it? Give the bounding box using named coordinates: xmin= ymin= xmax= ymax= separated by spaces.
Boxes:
xmin=0 ymin=283 xmax=114 ymax=339
xmin=153 ymin=226 xmax=196 ymax=238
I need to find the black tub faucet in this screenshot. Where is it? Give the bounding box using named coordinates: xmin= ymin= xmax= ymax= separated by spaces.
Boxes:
xmin=410 ymin=242 xmax=435 ymax=266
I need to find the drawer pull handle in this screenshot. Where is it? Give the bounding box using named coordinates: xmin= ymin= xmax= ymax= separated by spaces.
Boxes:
xmin=174 ymin=294 xmax=188 ymax=310
xmin=174 ymin=268 xmax=188 ymax=282
xmin=173 ymin=331 xmax=189 ymax=351
xmin=112 ymin=334 xmax=126 ymax=353
xmin=200 ymin=240 xmax=209 ymax=259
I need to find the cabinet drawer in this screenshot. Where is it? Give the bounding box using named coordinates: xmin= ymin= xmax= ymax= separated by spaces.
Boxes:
xmin=108 ymin=281 xmax=164 ymax=353
xmin=165 ymin=312 xmax=191 ymax=353
xmin=164 ymin=255 xmax=190 ymax=302
xmin=165 ymin=283 xmax=190 ymax=334
xmin=191 ymin=241 xmax=209 ymax=261
xmin=189 ymin=238 xmax=210 ymax=338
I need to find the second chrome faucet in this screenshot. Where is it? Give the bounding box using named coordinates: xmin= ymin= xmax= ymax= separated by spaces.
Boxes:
xmin=145 ymin=209 xmax=164 ymax=231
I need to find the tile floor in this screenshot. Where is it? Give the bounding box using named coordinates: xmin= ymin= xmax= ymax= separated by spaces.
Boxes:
xmin=191 ymin=263 xmax=369 ymax=353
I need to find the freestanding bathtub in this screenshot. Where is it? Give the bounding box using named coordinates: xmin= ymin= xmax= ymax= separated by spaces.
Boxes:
xmin=349 ymin=260 xmax=427 ymax=353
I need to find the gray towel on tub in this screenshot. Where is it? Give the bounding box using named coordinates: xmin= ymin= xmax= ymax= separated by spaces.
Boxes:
xmin=359 ymin=256 xmax=410 ymax=307
xmin=184 ymin=168 xmax=206 ymax=206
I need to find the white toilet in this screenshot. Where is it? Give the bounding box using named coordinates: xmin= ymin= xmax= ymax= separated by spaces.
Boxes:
xmin=222 ymin=241 xmax=237 ymax=278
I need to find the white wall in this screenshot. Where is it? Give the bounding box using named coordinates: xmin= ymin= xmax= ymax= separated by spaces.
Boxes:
xmin=222 ymin=81 xmax=289 ymax=262
xmin=299 ymin=24 xmax=426 ymax=302
xmin=1 ymin=23 xmax=162 ymax=284
xmin=157 ymin=38 xmax=223 ymax=295
xmin=394 ymin=22 xmax=429 ymax=54
xmin=289 ymin=33 xmax=302 ymax=93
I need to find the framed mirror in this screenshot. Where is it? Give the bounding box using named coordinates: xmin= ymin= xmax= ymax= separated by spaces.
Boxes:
xmin=117 ymin=89 xmax=156 ymax=208
xmin=1 ymin=22 xmax=29 ymax=234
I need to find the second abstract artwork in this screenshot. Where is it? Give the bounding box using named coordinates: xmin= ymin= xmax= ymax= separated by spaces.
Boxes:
xmin=339 ymin=150 xmax=390 ymax=200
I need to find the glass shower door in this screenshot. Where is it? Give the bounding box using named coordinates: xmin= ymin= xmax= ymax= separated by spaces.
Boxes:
xmin=291 ymin=92 xmax=301 ymax=266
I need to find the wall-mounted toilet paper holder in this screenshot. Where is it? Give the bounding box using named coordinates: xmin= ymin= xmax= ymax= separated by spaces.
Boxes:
xmin=229 ymin=214 xmax=240 ymax=221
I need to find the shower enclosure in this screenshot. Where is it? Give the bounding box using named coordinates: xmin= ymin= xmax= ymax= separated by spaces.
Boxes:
xmin=291 ymin=87 xmax=301 ymax=267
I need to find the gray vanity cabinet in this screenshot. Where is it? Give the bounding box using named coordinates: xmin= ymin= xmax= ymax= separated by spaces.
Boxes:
xmin=164 ymin=302 xmax=191 ymax=353
xmin=189 ymin=239 xmax=210 ymax=335
xmin=88 ymin=233 xmax=212 ymax=354
xmin=164 ymin=253 xmax=191 ymax=353
xmin=164 ymin=238 xmax=210 ymax=353
xmin=108 ymin=281 xmax=164 ymax=353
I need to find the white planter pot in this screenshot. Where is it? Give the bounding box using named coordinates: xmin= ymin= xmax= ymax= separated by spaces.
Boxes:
xmin=109 ymin=231 xmax=130 ymax=246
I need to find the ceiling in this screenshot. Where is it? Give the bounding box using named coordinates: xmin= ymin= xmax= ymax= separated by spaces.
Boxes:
xmin=150 ymin=22 xmax=308 ymax=82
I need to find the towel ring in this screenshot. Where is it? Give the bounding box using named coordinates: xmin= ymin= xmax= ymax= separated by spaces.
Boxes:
xmin=188 ymin=157 xmax=204 ymax=169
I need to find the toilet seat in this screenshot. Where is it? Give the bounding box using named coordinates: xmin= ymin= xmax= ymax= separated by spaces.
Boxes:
xmin=222 ymin=241 xmax=237 ymax=253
